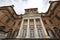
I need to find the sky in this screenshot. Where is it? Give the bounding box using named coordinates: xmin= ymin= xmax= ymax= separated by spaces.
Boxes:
xmin=0 ymin=0 xmax=50 ymax=15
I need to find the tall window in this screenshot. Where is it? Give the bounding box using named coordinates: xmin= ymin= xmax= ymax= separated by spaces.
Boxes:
xmin=22 ymin=29 xmax=27 ymax=38
xmin=30 ymin=29 xmax=34 ymax=38
xmin=0 ymin=31 xmax=7 ymax=38
xmin=30 ymin=19 xmax=34 ymax=25
xmin=23 ymin=19 xmax=28 ymax=25
xmin=36 ymin=19 xmax=40 ymax=25
xmin=54 ymin=27 xmax=60 ymax=37
xmin=13 ymin=31 xmax=19 ymax=38
xmin=47 ymin=30 xmax=54 ymax=38
xmin=38 ymin=29 xmax=43 ymax=38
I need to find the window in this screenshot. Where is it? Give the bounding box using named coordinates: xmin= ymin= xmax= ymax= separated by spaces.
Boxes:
xmin=36 ymin=19 xmax=40 ymax=25
xmin=30 ymin=19 xmax=34 ymax=22
xmin=22 ymin=29 xmax=27 ymax=38
xmin=12 ymin=31 xmax=18 ymax=38
xmin=0 ymin=31 xmax=7 ymax=38
xmin=47 ymin=30 xmax=54 ymax=38
xmin=56 ymin=29 xmax=60 ymax=37
xmin=38 ymin=29 xmax=43 ymax=38
xmin=30 ymin=29 xmax=34 ymax=38
xmin=23 ymin=19 xmax=28 ymax=25
xmin=30 ymin=19 xmax=34 ymax=25
xmin=36 ymin=19 xmax=40 ymax=22
xmin=24 ymin=19 xmax=28 ymax=22
xmin=54 ymin=27 xmax=60 ymax=37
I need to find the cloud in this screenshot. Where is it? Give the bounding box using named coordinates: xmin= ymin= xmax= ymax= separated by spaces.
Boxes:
xmin=22 ymin=0 xmax=28 ymax=1
xmin=0 ymin=0 xmax=12 ymax=6
xmin=13 ymin=0 xmax=50 ymax=15
xmin=0 ymin=0 xmax=50 ymax=15
xmin=51 ymin=0 xmax=59 ymax=1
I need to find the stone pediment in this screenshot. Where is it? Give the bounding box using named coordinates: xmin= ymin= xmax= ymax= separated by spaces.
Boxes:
xmin=23 ymin=8 xmax=41 ymax=17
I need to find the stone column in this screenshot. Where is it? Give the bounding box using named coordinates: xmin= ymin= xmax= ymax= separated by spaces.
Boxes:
xmin=34 ymin=19 xmax=39 ymax=38
xmin=40 ymin=17 xmax=50 ymax=38
xmin=26 ymin=19 xmax=30 ymax=38
xmin=16 ymin=19 xmax=24 ymax=38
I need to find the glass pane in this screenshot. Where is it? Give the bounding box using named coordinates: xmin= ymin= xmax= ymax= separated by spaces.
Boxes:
xmin=29 ymin=19 xmax=34 ymax=25
xmin=23 ymin=19 xmax=28 ymax=25
xmin=30 ymin=29 xmax=34 ymax=38
xmin=38 ymin=29 xmax=43 ymax=38
xmin=22 ymin=29 xmax=27 ymax=38
xmin=0 ymin=31 xmax=7 ymax=38
xmin=36 ymin=19 xmax=40 ymax=25
xmin=47 ymin=30 xmax=54 ymax=38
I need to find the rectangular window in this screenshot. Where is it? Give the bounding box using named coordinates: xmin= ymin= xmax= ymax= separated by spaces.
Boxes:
xmin=36 ymin=19 xmax=40 ymax=25
xmin=54 ymin=28 xmax=60 ymax=37
xmin=13 ymin=31 xmax=18 ymax=38
xmin=38 ymin=29 xmax=43 ymax=38
xmin=30 ymin=29 xmax=34 ymax=38
xmin=23 ymin=19 xmax=28 ymax=25
xmin=36 ymin=19 xmax=40 ymax=22
xmin=30 ymin=19 xmax=34 ymax=25
xmin=47 ymin=30 xmax=54 ymax=38
xmin=0 ymin=31 xmax=7 ymax=38
xmin=22 ymin=29 xmax=27 ymax=38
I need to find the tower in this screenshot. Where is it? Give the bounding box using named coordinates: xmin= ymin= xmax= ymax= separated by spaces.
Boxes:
xmin=16 ymin=8 xmax=50 ymax=38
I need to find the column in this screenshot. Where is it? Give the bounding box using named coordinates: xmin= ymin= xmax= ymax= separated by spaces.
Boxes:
xmin=34 ymin=19 xmax=39 ymax=38
xmin=26 ymin=19 xmax=30 ymax=38
xmin=40 ymin=17 xmax=50 ymax=38
xmin=16 ymin=19 xmax=24 ymax=38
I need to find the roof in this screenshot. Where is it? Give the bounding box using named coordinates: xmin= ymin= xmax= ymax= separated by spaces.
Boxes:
xmin=0 ymin=5 xmax=22 ymax=19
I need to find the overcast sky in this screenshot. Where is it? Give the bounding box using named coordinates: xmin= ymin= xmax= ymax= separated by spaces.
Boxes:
xmin=0 ymin=0 xmax=50 ymax=15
